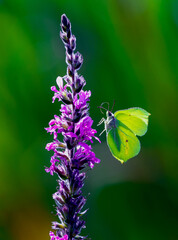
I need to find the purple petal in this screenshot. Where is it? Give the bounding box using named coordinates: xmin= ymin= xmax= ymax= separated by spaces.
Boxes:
xmin=51 ymin=86 xmax=58 ymax=92
xmin=65 ymin=132 xmax=77 ymax=138
xmin=56 ymin=76 xmax=63 ymax=89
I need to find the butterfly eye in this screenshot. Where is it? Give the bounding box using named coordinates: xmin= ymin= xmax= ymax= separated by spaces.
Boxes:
xmin=107 ymin=111 xmax=112 ymax=117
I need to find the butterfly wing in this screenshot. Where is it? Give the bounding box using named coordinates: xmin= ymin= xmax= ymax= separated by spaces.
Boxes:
xmin=106 ymin=119 xmax=140 ymax=163
xmin=114 ymin=107 xmax=150 ymax=136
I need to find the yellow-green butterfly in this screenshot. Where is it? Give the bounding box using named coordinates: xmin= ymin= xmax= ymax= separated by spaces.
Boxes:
xmin=98 ymin=105 xmax=150 ymax=164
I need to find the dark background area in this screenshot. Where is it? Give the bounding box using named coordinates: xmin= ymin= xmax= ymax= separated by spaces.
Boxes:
xmin=0 ymin=0 xmax=178 ymax=239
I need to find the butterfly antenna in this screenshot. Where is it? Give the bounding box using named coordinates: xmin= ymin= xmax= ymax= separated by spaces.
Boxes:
xmin=100 ymin=102 xmax=110 ymax=111
xmin=111 ymin=99 xmax=115 ymax=113
xmin=97 ymin=106 xmax=105 ymax=115
xmin=98 ymin=102 xmax=109 ymax=114
xmin=97 ymin=106 xmax=108 ymax=114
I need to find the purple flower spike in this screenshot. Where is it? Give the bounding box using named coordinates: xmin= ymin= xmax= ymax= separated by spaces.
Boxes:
xmin=45 ymin=14 xmax=100 ymax=240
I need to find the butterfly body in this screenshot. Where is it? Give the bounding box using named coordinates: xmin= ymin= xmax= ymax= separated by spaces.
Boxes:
xmin=101 ymin=107 xmax=150 ymax=163
xmin=105 ymin=111 xmax=116 ymax=132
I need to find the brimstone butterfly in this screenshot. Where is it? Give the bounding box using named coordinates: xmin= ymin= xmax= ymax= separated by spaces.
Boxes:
xmin=98 ymin=106 xmax=150 ymax=163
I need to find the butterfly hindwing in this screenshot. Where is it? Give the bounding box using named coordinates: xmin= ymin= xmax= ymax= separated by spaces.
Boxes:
xmin=106 ymin=119 xmax=140 ymax=163
xmin=114 ymin=107 xmax=150 ymax=136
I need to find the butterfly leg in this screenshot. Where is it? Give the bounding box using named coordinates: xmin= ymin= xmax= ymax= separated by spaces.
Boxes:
xmin=99 ymin=128 xmax=106 ymax=136
xmin=97 ymin=118 xmax=105 ymax=126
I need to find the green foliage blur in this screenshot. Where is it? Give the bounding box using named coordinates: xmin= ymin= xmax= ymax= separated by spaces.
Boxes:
xmin=0 ymin=0 xmax=178 ymax=239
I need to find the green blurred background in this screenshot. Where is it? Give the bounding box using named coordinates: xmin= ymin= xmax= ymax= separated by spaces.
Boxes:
xmin=0 ymin=0 xmax=178 ymax=239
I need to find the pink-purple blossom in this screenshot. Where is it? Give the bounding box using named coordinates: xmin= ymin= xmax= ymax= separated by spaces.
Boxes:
xmin=50 ymin=231 xmax=68 ymax=240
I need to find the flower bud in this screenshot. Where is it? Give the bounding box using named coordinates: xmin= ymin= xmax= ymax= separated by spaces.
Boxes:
xmin=64 ymin=76 xmax=72 ymax=85
xmin=67 ymin=66 xmax=74 ymax=78
xmin=61 ymin=14 xmax=68 ymax=27
xmin=73 ymin=52 xmax=83 ymax=70
xmin=53 ymin=192 xmax=65 ymax=205
xmin=52 ymin=221 xmax=61 ymax=230
xmin=61 ymin=205 xmax=69 ymax=218
xmin=60 ymin=31 xmax=68 ymax=44
xmin=55 ymin=165 xmax=68 ymax=180
xmin=67 ymin=29 xmax=71 ymax=39
xmin=59 ymin=181 xmax=70 ymax=195
xmin=74 ymin=77 xmax=85 ymax=93
xmin=73 ymin=220 xmax=86 ymax=236
xmin=67 ymin=92 xmax=73 ymax=102
xmin=70 ymin=35 xmax=76 ymax=50
xmin=61 ymin=91 xmax=72 ymax=105
xmin=66 ymin=53 xmax=72 ymax=65
xmin=67 ymin=46 xmax=72 ymax=55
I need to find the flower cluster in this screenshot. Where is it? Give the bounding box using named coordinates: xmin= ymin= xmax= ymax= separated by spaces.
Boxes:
xmin=45 ymin=14 xmax=100 ymax=240
xmin=50 ymin=231 xmax=68 ymax=240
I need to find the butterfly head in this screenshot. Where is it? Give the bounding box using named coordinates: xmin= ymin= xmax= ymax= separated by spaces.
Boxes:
xmin=106 ymin=111 xmax=113 ymax=119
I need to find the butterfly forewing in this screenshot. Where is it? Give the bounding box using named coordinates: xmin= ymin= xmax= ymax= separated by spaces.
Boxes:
xmin=114 ymin=107 xmax=150 ymax=136
xmin=106 ymin=119 xmax=140 ymax=163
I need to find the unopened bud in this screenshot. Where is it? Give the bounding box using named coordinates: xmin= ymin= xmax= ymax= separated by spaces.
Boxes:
xmin=67 ymin=29 xmax=71 ymax=38
xmin=53 ymin=192 xmax=65 ymax=205
xmin=67 ymin=66 xmax=74 ymax=78
xmin=60 ymin=31 xmax=68 ymax=44
xmin=61 ymin=91 xmax=72 ymax=105
xmin=73 ymin=110 xmax=82 ymax=123
xmin=70 ymin=35 xmax=76 ymax=50
xmin=62 ymin=205 xmax=69 ymax=218
xmin=61 ymin=14 xmax=68 ymax=27
xmin=73 ymin=52 xmax=83 ymax=70
xmin=66 ymin=53 xmax=72 ymax=65
xmin=74 ymin=78 xmax=84 ymax=93
xmin=56 ymin=165 xmax=68 ymax=180
xmin=67 ymin=46 xmax=72 ymax=55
